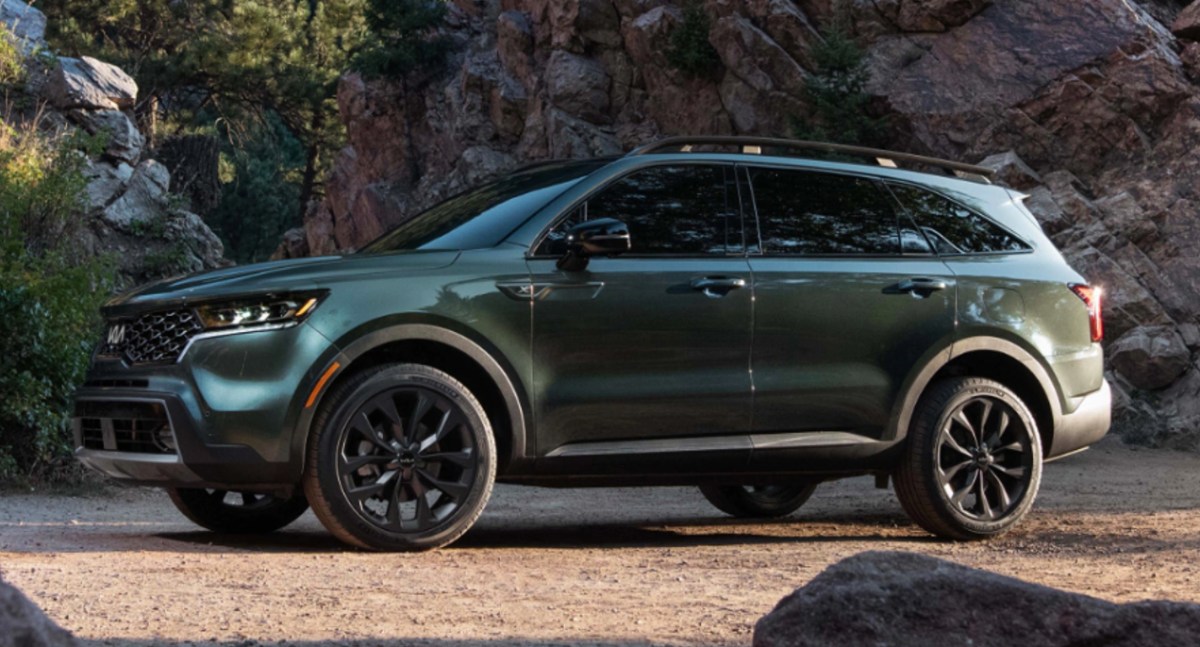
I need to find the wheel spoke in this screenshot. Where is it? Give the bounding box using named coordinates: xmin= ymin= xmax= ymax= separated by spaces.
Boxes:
xmin=416 ymin=468 xmax=469 ymax=500
xmin=977 ymin=472 xmax=994 ymax=519
xmin=951 ymin=468 xmax=979 ymax=506
xmin=419 ymin=409 xmax=458 ymax=452
xmin=385 ymin=479 xmax=405 ymax=527
xmin=422 ymin=449 xmax=473 ymax=468
xmin=986 ymin=411 xmax=1010 ymax=448
xmin=986 ymin=470 xmax=1012 ymax=511
xmin=240 ymin=492 xmax=253 ymax=507
xmin=351 ymin=412 xmax=393 ymax=453
xmin=346 ymin=477 xmax=391 ymax=504
xmin=975 ymin=400 xmax=993 ymax=440
xmin=341 ymin=453 xmax=393 ymax=472
xmin=993 ymin=441 xmax=1024 ymax=454
xmin=409 ymin=477 xmax=434 ymax=527
xmin=941 ymin=432 xmax=973 ymax=458
xmin=369 ymin=394 xmax=405 ymax=441
xmin=991 ymin=464 xmax=1026 ymax=479
xmin=940 ymin=459 xmax=974 ymax=482
xmin=406 ymin=394 xmax=432 ymax=445
xmin=953 ymin=410 xmax=978 ymax=442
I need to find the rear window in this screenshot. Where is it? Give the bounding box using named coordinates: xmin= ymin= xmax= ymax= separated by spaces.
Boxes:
xmin=888 ymin=183 xmax=1030 ymax=255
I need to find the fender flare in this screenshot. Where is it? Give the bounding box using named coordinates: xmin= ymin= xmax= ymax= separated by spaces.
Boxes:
xmin=291 ymin=320 xmax=531 ymax=473
xmin=886 ymin=335 xmax=1064 ymax=443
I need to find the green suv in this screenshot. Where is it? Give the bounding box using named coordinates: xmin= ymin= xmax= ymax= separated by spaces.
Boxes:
xmin=73 ymin=137 xmax=1110 ymax=550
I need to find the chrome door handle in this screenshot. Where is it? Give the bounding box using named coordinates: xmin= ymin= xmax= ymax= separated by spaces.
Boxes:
xmin=690 ymin=277 xmax=746 ymax=298
xmin=896 ymin=278 xmax=948 ymax=293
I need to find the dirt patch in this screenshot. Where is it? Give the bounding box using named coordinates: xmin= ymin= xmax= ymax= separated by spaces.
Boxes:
xmin=1 ymin=437 xmax=1198 ymax=646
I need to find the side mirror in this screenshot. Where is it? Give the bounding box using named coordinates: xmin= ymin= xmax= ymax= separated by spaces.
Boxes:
xmin=557 ymin=218 xmax=631 ymax=271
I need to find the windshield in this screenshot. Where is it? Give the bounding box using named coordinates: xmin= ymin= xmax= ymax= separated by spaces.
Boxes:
xmin=359 ymin=160 xmax=610 ymax=254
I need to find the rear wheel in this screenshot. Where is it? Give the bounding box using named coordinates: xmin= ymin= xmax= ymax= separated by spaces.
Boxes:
xmin=894 ymin=377 xmax=1043 ymax=540
xmin=304 ymin=363 xmax=496 ymax=551
xmin=699 ymin=483 xmax=818 ymax=518
xmin=167 ymin=487 xmax=309 ymax=534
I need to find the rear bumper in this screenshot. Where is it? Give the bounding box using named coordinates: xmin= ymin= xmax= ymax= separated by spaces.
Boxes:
xmin=1048 ymin=379 xmax=1111 ymax=458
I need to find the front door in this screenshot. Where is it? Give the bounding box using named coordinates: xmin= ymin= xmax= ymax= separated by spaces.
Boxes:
xmin=528 ymin=163 xmax=753 ymax=465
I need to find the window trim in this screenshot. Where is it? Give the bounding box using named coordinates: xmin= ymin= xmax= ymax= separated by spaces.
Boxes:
xmin=741 ymin=163 xmax=928 ymax=259
xmin=882 ymin=179 xmax=1035 ymax=258
xmin=526 ymin=161 xmax=747 ymax=260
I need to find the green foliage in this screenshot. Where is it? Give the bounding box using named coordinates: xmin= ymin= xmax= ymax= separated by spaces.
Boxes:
xmin=351 ymin=0 xmax=450 ymax=79
xmin=207 ymin=116 xmax=306 ymax=263
xmin=791 ymin=28 xmax=886 ymax=146
xmin=666 ymin=2 xmax=720 ymax=78
xmin=0 ymin=125 xmax=112 ymax=484
xmin=0 ymin=26 xmax=23 ymax=86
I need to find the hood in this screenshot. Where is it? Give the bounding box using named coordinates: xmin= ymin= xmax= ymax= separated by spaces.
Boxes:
xmin=105 ymin=250 xmax=460 ymax=315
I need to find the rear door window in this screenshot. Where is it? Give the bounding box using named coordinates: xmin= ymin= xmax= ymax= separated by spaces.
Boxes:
xmin=747 ymin=168 xmax=900 ymax=255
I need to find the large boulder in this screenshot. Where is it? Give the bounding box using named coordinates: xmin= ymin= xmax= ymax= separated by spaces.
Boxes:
xmin=43 ymin=56 xmax=138 ymax=111
xmin=754 ymin=551 xmax=1200 ymax=647
xmin=0 ymin=575 xmax=78 ymax=647
xmin=1108 ymin=326 xmax=1192 ymax=391
xmin=1173 ymin=2 xmax=1200 ymax=40
xmin=0 ymin=0 xmax=45 ymax=54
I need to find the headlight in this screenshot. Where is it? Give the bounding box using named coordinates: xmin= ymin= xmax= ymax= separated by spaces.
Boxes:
xmin=195 ymin=295 xmax=323 ymax=331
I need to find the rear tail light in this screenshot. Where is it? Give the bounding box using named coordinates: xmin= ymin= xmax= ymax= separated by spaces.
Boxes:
xmin=1069 ymin=283 xmax=1103 ymax=342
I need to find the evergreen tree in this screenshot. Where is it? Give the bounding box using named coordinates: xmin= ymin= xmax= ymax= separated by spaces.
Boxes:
xmin=665 ymin=2 xmax=719 ymax=79
xmin=351 ymin=0 xmax=449 ymax=79
xmin=791 ymin=28 xmax=886 ymax=146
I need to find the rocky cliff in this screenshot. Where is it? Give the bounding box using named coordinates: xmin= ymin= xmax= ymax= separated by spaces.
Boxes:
xmin=1 ymin=0 xmax=225 ymax=285
xmin=277 ymin=0 xmax=1200 ymax=448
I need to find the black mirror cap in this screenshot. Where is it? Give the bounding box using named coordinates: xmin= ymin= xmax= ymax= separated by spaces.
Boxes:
xmin=557 ymin=218 xmax=631 ymax=272
xmin=566 ymin=218 xmax=631 ymax=256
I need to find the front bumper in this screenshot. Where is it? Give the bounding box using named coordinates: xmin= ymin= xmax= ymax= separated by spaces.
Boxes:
xmin=72 ymin=321 xmax=340 ymax=489
xmin=1048 ymin=379 xmax=1112 ymax=458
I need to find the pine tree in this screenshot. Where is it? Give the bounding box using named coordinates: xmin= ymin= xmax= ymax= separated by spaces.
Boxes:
xmin=791 ymin=28 xmax=886 ymax=146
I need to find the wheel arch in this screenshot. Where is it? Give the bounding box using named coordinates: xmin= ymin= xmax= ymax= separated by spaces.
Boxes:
xmin=889 ymin=336 xmax=1063 ymax=456
xmin=293 ymin=317 xmax=531 ymax=476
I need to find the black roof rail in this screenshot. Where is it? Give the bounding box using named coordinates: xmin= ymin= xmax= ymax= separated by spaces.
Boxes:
xmin=627 ymin=136 xmax=994 ymax=183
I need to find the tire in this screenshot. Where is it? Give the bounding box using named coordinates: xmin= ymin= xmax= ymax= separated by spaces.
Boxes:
xmin=699 ymin=483 xmax=818 ymax=518
xmin=167 ymin=487 xmax=309 ymax=534
xmin=894 ymin=377 xmax=1043 ymax=540
xmin=303 ymin=363 xmax=497 ymax=551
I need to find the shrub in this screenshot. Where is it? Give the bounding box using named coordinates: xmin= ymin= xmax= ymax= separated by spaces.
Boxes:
xmin=0 ymin=123 xmax=112 ymax=484
xmin=666 ymin=2 xmax=720 ymax=79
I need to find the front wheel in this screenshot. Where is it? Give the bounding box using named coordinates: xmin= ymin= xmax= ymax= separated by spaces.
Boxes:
xmin=304 ymin=363 xmax=496 ymax=551
xmin=699 ymin=483 xmax=818 ymax=518
xmin=894 ymin=377 xmax=1043 ymax=540
xmin=167 ymin=487 xmax=309 ymax=534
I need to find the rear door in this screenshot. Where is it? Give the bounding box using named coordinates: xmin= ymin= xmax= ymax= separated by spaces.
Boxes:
xmin=744 ymin=165 xmax=957 ymax=443
xmin=528 ymin=163 xmax=754 ymax=465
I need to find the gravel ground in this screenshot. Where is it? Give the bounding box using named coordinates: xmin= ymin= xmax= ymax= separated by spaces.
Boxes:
xmin=1 ymin=436 xmax=1199 ymax=647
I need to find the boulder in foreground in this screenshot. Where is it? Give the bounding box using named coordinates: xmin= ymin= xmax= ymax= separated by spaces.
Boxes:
xmin=755 ymin=551 xmax=1200 ymax=647
xmin=0 ymin=574 xmax=77 ymax=647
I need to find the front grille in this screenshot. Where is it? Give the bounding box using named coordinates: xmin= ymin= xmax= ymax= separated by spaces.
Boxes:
xmin=99 ymin=309 xmax=204 ymax=365
xmin=75 ymin=401 xmax=176 ymax=454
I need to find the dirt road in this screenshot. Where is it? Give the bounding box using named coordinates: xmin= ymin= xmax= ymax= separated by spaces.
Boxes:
xmin=2 ymin=437 xmax=1199 ymax=646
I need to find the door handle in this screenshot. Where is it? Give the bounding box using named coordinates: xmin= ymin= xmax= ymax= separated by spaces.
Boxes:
xmin=691 ymin=276 xmax=747 ymax=298
xmin=896 ymin=277 xmax=949 ymax=293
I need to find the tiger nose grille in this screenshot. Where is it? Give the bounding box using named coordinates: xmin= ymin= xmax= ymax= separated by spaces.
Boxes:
xmin=75 ymin=401 xmax=176 ymax=454
xmin=100 ymin=309 xmax=203 ymax=365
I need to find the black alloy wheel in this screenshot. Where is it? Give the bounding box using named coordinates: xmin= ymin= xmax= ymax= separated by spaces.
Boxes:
xmin=895 ymin=377 xmax=1043 ymax=540
xmin=699 ymin=482 xmax=818 ymax=518
xmin=305 ymin=364 xmax=496 ymax=551
xmin=167 ymin=487 xmax=309 ymax=534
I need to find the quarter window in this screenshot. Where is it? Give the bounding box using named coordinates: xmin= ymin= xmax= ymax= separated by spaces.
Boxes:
xmin=889 ymin=183 xmax=1029 ymax=255
xmin=748 ymin=168 xmax=900 ymax=255
xmin=537 ymin=164 xmax=741 ymax=256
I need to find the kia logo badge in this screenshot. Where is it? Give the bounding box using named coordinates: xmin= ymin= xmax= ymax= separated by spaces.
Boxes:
xmin=107 ymin=323 xmax=126 ymax=346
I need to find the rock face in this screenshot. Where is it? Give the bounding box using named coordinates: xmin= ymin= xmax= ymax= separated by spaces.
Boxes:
xmin=0 ymin=574 xmax=78 ymax=647
xmin=279 ymin=0 xmax=1200 ymax=448
xmin=2 ymin=1 xmax=226 ymax=284
xmin=754 ymin=551 xmax=1200 ymax=647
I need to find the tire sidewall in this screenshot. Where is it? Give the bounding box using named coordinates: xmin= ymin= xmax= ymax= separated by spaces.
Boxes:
xmin=310 ymin=364 xmax=496 ymax=550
